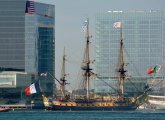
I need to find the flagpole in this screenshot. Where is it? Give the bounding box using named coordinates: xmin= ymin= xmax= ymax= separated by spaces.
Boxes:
xmin=38 ymin=77 xmax=44 ymax=95
xmin=47 ymin=72 xmax=61 ymax=84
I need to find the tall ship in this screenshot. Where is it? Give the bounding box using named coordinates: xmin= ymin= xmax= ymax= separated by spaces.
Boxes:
xmin=42 ymin=19 xmax=149 ymax=111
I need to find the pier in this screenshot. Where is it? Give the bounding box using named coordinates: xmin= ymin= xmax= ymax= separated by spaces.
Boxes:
xmin=0 ymin=104 xmax=33 ymax=110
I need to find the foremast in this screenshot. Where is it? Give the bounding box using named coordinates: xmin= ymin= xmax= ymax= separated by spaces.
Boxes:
xmin=117 ymin=24 xmax=127 ymax=96
xmin=81 ymin=18 xmax=93 ymax=99
xmin=115 ymin=23 xmax=147 ymax=106
xmin=60 ymin=47 xmax=67 ymax=99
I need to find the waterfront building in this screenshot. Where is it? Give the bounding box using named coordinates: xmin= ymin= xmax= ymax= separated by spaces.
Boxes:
xmin=95 ymin=11 xmax=165 ymax=96
xmin=0 ymin=72 xmax=32 ymax=104
xmin=0 ymin=0 xmax=55 ymax=97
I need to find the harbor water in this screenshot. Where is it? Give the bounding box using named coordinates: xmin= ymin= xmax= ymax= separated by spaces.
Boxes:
xmin=0 ymin=110 xmax=165 ymax=120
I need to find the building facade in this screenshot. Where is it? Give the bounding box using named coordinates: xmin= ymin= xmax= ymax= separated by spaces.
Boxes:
xmin=0 ymin=0 xmax=55 ymax=96
xmin=0 ymin=72 xmax=32 ymax=99
xmin=95 ymin=11 xmax=165 ymax=96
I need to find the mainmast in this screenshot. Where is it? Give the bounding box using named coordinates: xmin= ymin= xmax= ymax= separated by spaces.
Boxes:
xmin=60 ymin=47 xmax=67 ymax=98
xmin=82 ymin=18 xmax=93 ymax=99
xmin=117 ymin=24 xmax=127 ymax=96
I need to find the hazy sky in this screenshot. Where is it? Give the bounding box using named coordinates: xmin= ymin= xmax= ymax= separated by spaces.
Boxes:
xmin=36 ymin=0 xmax=165 ymax=90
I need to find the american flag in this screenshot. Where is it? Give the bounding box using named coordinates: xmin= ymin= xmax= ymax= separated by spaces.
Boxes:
xmin=25 ymin=0 xmax=35 ymax=14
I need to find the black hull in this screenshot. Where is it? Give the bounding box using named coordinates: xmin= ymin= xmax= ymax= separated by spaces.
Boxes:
xmin=51 ymin=105 xmax=137 ymax=111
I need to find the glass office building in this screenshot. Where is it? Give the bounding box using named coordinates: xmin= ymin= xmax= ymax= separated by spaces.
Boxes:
xmin=25 ymin=1 xmax=55 ymax=95
xmin=0 ymin=0 xmax=55 ymax=96
xmin=0 ymin=0 xmax=25 ymax=69
xmin=95 ymin=11 xmax=165 ymax=95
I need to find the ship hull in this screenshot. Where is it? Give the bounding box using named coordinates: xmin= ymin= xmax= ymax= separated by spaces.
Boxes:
xmin=51 ymin=105 xmax=137 ymax=111
xmin=0 ymin=108 xmax=11 ymax=112
xmin=46 ymin=100 xmax=137 ymax=111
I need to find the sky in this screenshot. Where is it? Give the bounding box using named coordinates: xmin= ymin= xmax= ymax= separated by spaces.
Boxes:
xmin=36 ymin=0 xmax=165 ymax=91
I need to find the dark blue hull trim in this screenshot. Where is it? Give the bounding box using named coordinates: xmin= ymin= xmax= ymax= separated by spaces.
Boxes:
xmin=51 ymin=105 xmax=137 ymax=111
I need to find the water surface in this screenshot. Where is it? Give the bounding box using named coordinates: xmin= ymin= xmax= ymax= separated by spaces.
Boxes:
xmin=0 ymin=110 xmax=165 ymax=120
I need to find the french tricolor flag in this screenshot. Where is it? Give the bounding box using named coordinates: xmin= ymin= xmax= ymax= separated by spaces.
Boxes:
xmin=24 ymin=81 xmax=40 ymax=96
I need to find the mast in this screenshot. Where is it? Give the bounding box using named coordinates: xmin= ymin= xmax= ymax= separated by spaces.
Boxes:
xmin=117 ymin=24 xmax=127 ymax=96
xmin=82 ymin=18 xmax=93 ymax=99
xmin=60 ymin=47 xmax=67 ymax=98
